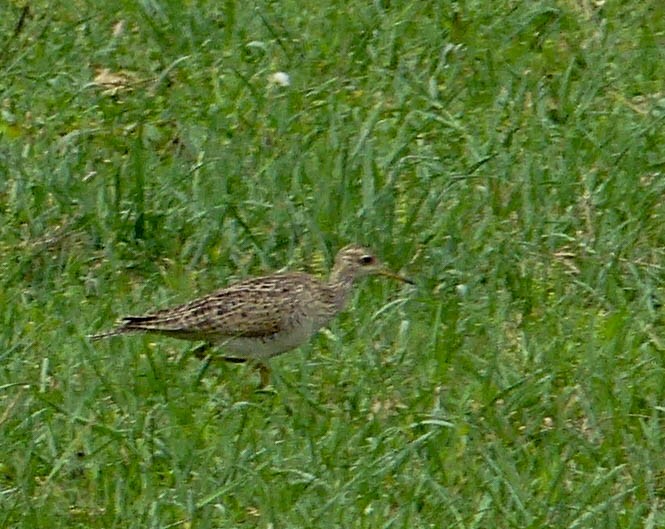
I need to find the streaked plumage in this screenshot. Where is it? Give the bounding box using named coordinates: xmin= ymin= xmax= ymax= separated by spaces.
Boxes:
xmin=90 ymin=244 xmax=412 ymax=361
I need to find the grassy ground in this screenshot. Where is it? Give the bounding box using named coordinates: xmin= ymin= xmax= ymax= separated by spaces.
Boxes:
xmin=1 ymin=0 xmax=665 ymax=527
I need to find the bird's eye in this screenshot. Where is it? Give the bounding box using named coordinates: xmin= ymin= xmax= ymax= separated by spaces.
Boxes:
xmin=360 ymin=255 xmax=375 ymax=265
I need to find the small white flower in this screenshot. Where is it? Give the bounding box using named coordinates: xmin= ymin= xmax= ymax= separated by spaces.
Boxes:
xmin=269 ymin=71 xmax=291 ymax=87
xmin=455 ymin=284 xmax=469 ymax=297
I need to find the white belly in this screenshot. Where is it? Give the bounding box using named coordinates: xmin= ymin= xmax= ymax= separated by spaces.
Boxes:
xmin=218 ymin=320 xmax=319 ymax=360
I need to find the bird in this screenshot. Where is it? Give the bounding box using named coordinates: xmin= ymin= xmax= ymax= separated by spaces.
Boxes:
xmin=89 ymin=244 xmax=412 ymax=371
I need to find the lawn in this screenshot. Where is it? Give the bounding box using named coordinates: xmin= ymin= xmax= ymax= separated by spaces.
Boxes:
xmin=1 ymin=0 xmax=665 ymax=527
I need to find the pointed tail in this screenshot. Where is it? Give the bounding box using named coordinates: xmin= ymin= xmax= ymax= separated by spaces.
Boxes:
xmin=87 ymin=327 xmax=129 ymax=341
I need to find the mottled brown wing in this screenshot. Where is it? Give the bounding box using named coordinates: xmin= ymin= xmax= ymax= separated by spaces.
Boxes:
xmin=118 ymin=273 xmax=310 ymax=339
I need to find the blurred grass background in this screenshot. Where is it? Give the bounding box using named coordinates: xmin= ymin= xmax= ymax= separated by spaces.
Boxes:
xmin=1 ymin=0 xmax=665 ymax=527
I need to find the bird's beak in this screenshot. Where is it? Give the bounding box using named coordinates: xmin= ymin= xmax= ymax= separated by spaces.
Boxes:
xmin=378 ymin=269 xmax=415 ymax=285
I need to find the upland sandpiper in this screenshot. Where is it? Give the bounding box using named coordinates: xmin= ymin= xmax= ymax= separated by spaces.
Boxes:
xmin=90 ymin=245 xmax=412 ymax=374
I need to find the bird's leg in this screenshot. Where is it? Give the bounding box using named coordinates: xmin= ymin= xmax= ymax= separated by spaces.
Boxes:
xmin=257 ymin=362 xmax=271 ymax=387
xmin=223 ymin=357 xmax=271 ymax=387
xmin=190 ymin=345 xmax=269 ymax=387
xmin=191 ymin=342 xmax=213 ymax=359
xmin=224 ymin=357 xmax=270 ymax=388
xmin=228 ymin=359 xmax=270 ymax=387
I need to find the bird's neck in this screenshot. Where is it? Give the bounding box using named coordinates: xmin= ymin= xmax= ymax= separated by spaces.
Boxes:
xmin=327 ymin=270 xmax=356 ymax=311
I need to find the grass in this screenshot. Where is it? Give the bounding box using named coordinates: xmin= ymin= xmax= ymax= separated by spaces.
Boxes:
xmin=1 ymin=0 xmax=665 ymax=527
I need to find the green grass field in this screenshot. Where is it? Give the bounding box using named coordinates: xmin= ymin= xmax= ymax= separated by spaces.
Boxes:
xmin=2 ymin=0 xmax=665 ymax=527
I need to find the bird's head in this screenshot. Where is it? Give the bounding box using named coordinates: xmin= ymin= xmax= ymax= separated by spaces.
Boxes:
xmin=331 ymin=244 xmax=413 ymax=285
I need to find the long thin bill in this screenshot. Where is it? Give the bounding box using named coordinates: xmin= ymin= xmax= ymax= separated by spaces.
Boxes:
xmin=379 ymin=269 xmax=415 ymax=285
